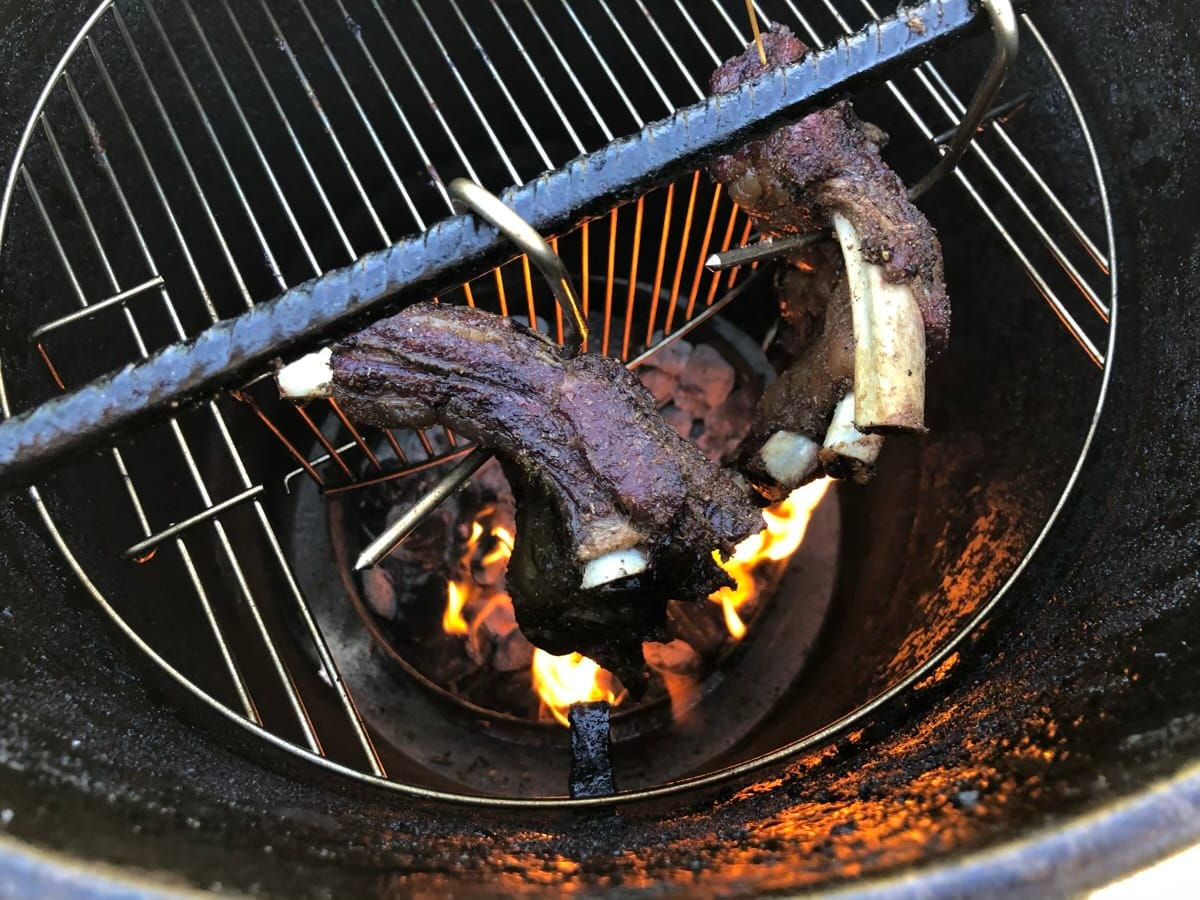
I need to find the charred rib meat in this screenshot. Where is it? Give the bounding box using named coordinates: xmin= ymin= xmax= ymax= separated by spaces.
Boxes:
xmin=280 ymin=302 xmax=761 ymax=691
xmin=710 ymin=25 xmax=949 ymax=499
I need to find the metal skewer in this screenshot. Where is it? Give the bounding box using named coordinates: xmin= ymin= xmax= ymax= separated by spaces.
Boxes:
xmin=706 ymin=0 xmax=1019 ymax=272
xmin=353 ymin=178 xmax=586 ymax=572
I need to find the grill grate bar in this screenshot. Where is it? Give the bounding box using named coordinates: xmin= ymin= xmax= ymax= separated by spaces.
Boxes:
xmin=97 ymin=18 xmax=258 ymax=312
xmin=217 ymin=0 xmax=356 ymax=261
xmin=912 ymin=61 xmax=1109 ymax=319
xmin=139 ymin=0 xmax=287 ymax=293
xmin=122 ymin=485 xmax=266 ymax=560
xmin=559 ymin=0 xmax=644 ymax=128
xmin=366 ymin=0 xmax=480 ymax=186
xmin=31 ymin=276 xmax=164 ymax=340
xmin=645 ymin=181 xmax=677 ymax=347
xmin=410 ymin=0 xmax=522 ymax=186
xmin=672 ymin=0 xmax=725 ymax=67
xmin=920 ymin=67 xmax=1109 ymax=273
xmin=291 ymin=0 xmax=424 ymax=231
xmin=447 ymin=0 xmax=553 ymax=172
xmin=176 ymin=0 xmax=321 ymax=276
xmin=61 ymin=38 xmax=385 ymax=769
xmin=520 ymin=0 xmax=614 ymax=141
xmin=46 ymin=86 xmax=325 ymax=751
xmin=20 ymin=156 xmax=263 ymax=724
xmin=1022 ymin=15 xmax=1113 ymax=273
xmin=490 ymin=1 xmax=588 ymax=156
xmin=255 ymin=0 xmax=390 ymax=247
xmin=597 ymin=0 xmax=682 ymax=113
xmin=634 ymin=0 xmax=707 ymax=101
xmin=845 ymin=0 xmax=1109 ymax=316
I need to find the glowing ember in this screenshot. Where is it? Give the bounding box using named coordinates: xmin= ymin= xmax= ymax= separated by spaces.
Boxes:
xmin=710 ymin=478 xmax=832 ymax=640
xmin=530 ymin=650 xmax=627 ymax=726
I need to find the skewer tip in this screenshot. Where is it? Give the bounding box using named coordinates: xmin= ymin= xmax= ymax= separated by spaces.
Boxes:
xmin=352 ymin=550 xmax=376 ymax=573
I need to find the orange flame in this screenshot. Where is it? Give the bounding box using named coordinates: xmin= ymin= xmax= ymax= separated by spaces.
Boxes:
xmin=441 ymin=479 xmax=830 ymax=725
xmin=481 ymin=526 xmax=514 ymax=565
xmin=530 ymin=650 xmax=627 ymax=726
xmin=710 ymin=478 xmax=832 ymax=639
xmin=443 ymin=580 xmax=470 ymax=634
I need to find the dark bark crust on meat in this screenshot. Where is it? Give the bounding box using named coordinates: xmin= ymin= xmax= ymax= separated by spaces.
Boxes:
xmin=710 ymin=24 xmax=949 ymax=495
xmin=708 ymin=24 xmax=949 ymax=355
xmin=736 ymin=246 xmax=854 ymax=502
xmin=327 ymin=302 xmax=762 ymax=690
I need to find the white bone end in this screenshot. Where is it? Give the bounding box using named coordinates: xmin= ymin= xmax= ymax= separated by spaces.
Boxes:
xmin=277 ymin=347 xmax=334 ymax=400
xmin=581 ymin=547 xmax=649 ymax=590
xmin=758 ymin=430 xmax=821 ymax=488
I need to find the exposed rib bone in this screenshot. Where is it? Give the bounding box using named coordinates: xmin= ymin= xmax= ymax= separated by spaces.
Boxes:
xmin=277 ymin=347 xmax=333 ymax=400
xmin=581 ymin=547 xmax=650 ymax=590
xmin=756 ymin=430 xmax=821 ymax=488
xmin=819 ymin=392 xmax=883 ymax=484
xmin=831 ymin=212 xmax=926 ymax=434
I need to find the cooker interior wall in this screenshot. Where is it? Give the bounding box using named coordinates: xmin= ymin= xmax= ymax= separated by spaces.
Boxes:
xmin=2 ymin=0 xmax=1200 ymax=896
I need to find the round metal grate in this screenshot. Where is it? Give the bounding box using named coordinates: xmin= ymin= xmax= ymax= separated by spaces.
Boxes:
xmin=0 ymin=0 xmax=1116 ymax=805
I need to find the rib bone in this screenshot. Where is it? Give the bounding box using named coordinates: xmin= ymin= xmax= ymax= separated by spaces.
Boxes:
xmin=819 ymin=392 xmax=883 ymax=484
xmin=831 ymin=212 xmax=927 ymax=434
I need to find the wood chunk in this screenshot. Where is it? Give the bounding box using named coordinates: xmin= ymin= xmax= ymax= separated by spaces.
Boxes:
xmin=662 ymin=404 xmax=696 ymax=440
xmin=648 ymin=336 xmax=694 ymax=376
xmin=361 ymin=566 xmax=397 ymax=620
xmin=674 ymin=344 xmax=737 ymax=418
xmin=493 ymin=628 xmax=536 ymax=672
xmin=637 ymin=368 xmax=678 ymax=407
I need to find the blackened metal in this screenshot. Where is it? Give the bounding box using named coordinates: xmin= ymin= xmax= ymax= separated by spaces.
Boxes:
xmin=0 ymin=0 xmax=983 ymax=494
xmin=931 ymin=92 xmax=1032 ymax=145
xmin=568 ymin=701 xmax=616 ymax=800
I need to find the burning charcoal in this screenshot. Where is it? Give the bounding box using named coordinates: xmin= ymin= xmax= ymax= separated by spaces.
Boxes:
xmin=361 ymin=565 xmax=397 ymax=620
xmin=646 ymin=336 xmax=694 ymax=376
xmin=492 ymin=628 xmax=535 ymax=673
xmin=662 ymin=405 xmax=695 ymax=441
xmin=673 ymin=343 xmax=737 ymax=420
xmin=637 ymin=367 xmax=677 ymax=408
xmin=422 ymin=632 xmax=483 ymax=685
xmin=699 ymin=383 xmax=756 ymax=465
xmin=475 ymin=594 xmax=517 ymax=642
xmin=666 ymin=599 xmax=731 ymax=664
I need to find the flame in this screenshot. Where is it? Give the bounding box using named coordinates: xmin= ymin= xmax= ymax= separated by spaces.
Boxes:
xmin=710 ymin=478 xmax=832 ymax=640
xmin=481 ymin=526 xmax=514 ymax=565
xmin=442 ymin=509 xmax=628 ymax=726
xmin=443 ymin=580 xmax=470 ymax=634
xmin=439 ymin=479 xmax=830 ymax=725
xmin=442 ymin=520 xmax=500 ymax=634
xmin=530 ymin=650 xmax=627 ymax=726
